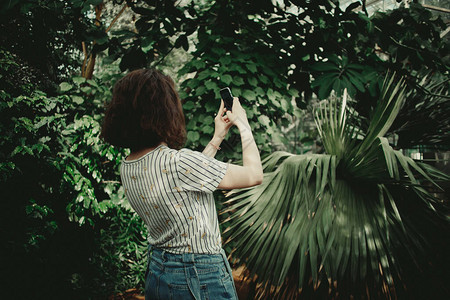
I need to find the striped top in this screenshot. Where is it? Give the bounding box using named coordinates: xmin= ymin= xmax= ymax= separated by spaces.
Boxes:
xmin=120 ymin=144 xmax=228 ymax=254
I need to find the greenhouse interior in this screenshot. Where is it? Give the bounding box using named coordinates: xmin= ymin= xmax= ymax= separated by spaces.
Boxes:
xmin=1 ymin=0 xmax=449 ymax=299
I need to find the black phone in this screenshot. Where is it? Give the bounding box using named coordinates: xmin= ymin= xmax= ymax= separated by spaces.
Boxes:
xmin=220 ymin=87 xmax=234 ymax=111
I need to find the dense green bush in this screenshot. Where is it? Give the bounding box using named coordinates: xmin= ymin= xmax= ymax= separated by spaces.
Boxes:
xmin=1 ymin=0 xmax=448 ymax=298
xmin=0 ymin=49 xmax=150 ymax=298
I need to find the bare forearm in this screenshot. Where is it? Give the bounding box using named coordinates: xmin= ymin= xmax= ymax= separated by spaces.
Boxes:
xmin=202 ymin=135 xmax=224 ymax=158
xmin=238 ymin=123 xmax=263 ymax=180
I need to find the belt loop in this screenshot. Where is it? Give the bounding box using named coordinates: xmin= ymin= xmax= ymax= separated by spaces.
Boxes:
xmin=183 ymin=253 xmax=201 ymax=300
xmin=181 ymin=252 xmax=195 ymax=263
xmin=161 ymin=249 xmax=167 ymax=262
xmin=221 ymin=249 xmax=238 ymax=295
xmin=147 ymin=244 xmax=154 ymax=260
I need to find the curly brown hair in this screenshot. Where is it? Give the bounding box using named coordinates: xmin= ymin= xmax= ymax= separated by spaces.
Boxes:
xmin=100 ymin=69 xmax=186 ymax=150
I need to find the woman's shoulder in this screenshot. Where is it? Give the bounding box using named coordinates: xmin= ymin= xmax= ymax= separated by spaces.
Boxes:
xmin=177 ymin=148 xmax=209 ymax=161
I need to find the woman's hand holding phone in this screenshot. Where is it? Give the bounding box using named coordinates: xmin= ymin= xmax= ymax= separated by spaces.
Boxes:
xmin=213 ymin=100 xmax=233 ymax=139
xmin=225 ymin=97 xmax=249 ymax=131
xmin=214 ymin=97 xmax=249 ymax=137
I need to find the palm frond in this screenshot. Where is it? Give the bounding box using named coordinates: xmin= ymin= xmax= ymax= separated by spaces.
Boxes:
xmin=222 ymin=74 xmax=449 ymax=299
xmin=344 ymin=75 xmax=407 ymax=175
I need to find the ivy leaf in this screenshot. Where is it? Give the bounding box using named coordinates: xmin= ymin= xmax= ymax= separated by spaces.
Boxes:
xmin=205 ymin=101 xmax=217 ymax=112
xmin=72 ymin=77 xmax=86 ymax=85
xmin=81 ymin=86 xmax=92 ymax=94
xmin=203 ymin=116 xmax=214 ymax=124
xmin=195 ymin=86 xmax=206 ymax=96
xmin=141 ymin=38 xmax=154 ymax=53
xmin=205 ymin=81 xmax=218 ymax=90
xmin=187 ymin=131 xmax=200 ymax=142
xmin=258 ymin=75 xmax=269 ymax=84
xmin=242 ymin=90 xmax=257 ymax=101
xmin=202 ymin=125 xmax=214 ymax=134
xmin=230 ymin=64 xmax=246 ymax=74
xmin=233 ymin=77 xmax=245 ymax=86
xmin=258 ymin=115 xmax=271 ymax=128
xmin=255 ymin=87 xmax=265 ymax=96
xmin=219 ymin=56 xmax=232 ymax=65
xmin=191 ymin=60 xmax=206 ymax=70
xmin=72 ymin=96 xmax=84 ymax=105
xmin=221 ymin=74 xmax=233 ymax=85
xmin=59 ymin=82 xmax=73 ymax=92
xmin=186 ymin=119 xmax=197 ymax=130
xmin=267 ymin=88 xmax=276 ymax=101
xmin=200 ymin=136 xmax=210 ymax=147
xmin=248 ymin=77 xmax=258 ymax=87
xmin=198 ymin=70 xmax=214 ymax=81
xmin=288 ymin=89 xmax=299 ymax=97
xmin=183 ymin=101 xmax=195 ymax=110
xmin=231 ymin=87 xmax=242 ymax=97
xmin=280 ymin=98 xmax=289 ymax=112
xmin=246 ymin=63 xmax=258 ymax=73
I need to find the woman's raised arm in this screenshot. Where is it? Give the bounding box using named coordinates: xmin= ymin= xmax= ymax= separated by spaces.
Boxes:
xmin=218 ymin=97 xmax=263 ymax=189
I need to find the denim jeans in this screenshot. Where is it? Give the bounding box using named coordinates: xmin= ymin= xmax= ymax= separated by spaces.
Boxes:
xmin=145 ymin=246 xmax=239 ymax=300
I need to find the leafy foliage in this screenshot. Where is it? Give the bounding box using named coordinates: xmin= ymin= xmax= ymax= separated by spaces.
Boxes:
xmin=0 ymin=54 xmax=149 ymax=297
xmin=178 ymin=0 xmax=297 ymax=160
xmin=311 ymin=55 xmax=379 ymax=99
xmin=393 ymin=71 xmax=450 ymax=148
xmin=223 ymin=77 xmax=450 ymax=299
xmin=0 ymin=0 xmax=106 ymax=81
xmin=1 ymin=0 xmax=449 ymax=298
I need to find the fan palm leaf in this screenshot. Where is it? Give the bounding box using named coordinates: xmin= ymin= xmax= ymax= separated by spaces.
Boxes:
xmin=221 ymin=74 xmax=449 ymax=299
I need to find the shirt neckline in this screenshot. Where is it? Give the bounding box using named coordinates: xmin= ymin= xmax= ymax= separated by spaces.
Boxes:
xmin=123 ymin=144 xmax=166 ymax=163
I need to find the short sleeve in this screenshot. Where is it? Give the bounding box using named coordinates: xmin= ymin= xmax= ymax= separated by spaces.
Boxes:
xmin=176 ymin=148 xmax=228 ymax=192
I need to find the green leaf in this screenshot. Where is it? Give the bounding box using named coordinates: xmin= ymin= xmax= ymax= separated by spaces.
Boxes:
xmin=221 ymin=74 xmax=233 ymax=85
xmin=246 ymin=63 xmax=257 ymax=73
xmin=202 ymin=125 xmax=214 ymax=134
xmin=242 ymin=90 xmax=256 ymax=101
xmin=203 ymin=116 xmax=214 ymax=124
xmin=81 ymin=86 xmax=92 ymax=93
xmin=71 ymin=95 xmax=84 ymax=105
xmin=205 ymin=81 xmax=218 ymax=90
xmin=187 ymin=131 xmax=200 ymax=142
xmin=258 ymin=74 xmax=269 ymax=84
xmin=72 ymin=76 xmax=86 ymax=85
xmin=195 ymin=86 xmax=206 ymax=96
xmin=141 ymin=37 xmax=154 ymax=53
xmin=59 ymin=82 xmax=73 ymax=92
xmin=248 ymin=77 xmax=258 ymax=87
xmin=219 ymin=56 xmax=232 ymax=65
xmin=205 ymin=101 xmax=217 ymax=112
xmin=191 ymin=60 xmax=206 ymax=70
xmin=258 ymin=115 xmax=270 ymax=128
xmin=233 ymin=77 xmax=245 ymax=86
xmin=311 ymin=62 xmax=339 ymax=72
xmin=197 ymin=70 xmax=213 ymax=81
xmin=183 ymin=101 xmax=195 ymax=110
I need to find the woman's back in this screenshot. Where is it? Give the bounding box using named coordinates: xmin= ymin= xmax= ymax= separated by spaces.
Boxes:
xmin=121 ymin=144 xmax=227 ymax=254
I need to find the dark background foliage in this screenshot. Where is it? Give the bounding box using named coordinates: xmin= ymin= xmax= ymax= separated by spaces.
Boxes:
xmin=0 ymin=0 xmax=448 ymax=298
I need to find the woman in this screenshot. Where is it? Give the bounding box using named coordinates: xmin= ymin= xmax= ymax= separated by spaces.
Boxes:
xmin=101 ymin=68 xmax=263 ymax=300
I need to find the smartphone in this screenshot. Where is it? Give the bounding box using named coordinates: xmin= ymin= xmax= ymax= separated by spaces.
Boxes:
xmin=220 ymin=87 xmax=234 ymax=111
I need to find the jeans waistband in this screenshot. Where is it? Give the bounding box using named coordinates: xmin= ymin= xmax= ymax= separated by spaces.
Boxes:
xmin=149 ymin=245 xmax=226 ymax=264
